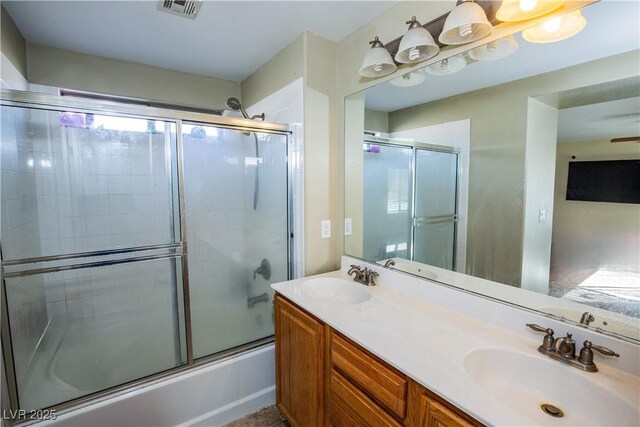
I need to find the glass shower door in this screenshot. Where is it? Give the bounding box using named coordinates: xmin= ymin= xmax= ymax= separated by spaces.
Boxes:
xmin=0 ymin=105 xmax=186 ymax=410
xmin=412 ymin=149 xmax=458 ymax=270
xmin=362 ymin=143 xmax=413 ymax=262
xmin=181 ymin=124 xmax=289 ymax=359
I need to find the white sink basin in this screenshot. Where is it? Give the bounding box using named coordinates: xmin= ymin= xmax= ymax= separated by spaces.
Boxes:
xmin=464 ymin=348 xmax=639 ymax=426
xmin=301 ymin=278 xmax=371 ymax=304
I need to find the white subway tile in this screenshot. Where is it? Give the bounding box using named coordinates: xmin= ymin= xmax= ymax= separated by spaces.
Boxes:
xmin=108 ymin=175 xmax=132 ymax=195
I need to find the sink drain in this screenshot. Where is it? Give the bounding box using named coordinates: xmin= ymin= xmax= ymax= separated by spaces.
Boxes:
xmin=541 ymin=403 xmax=564 ymax=418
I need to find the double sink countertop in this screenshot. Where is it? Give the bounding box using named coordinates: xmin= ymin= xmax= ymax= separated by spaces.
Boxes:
xmin=271 ymin=268 xmax=640 ymax=427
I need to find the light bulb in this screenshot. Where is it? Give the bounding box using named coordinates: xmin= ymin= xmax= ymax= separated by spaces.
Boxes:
xmin=519 ymin=0 xmax=538 ymax=12
xmin=408 ymin=47 xmax=420 ymax=61
xmin=543 ymin=16 xmax=561 ymax=33
xmin=441 ymin=59 xmax=450 ymax=72
xmin=373 ymin=64 xmax=383 ymax=73
xmin=459 ymin=23 xmax=473 ymax=38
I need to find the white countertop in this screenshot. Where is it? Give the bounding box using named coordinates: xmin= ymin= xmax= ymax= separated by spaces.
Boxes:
xmin=271 ymin=268 xmax=640 ymax=426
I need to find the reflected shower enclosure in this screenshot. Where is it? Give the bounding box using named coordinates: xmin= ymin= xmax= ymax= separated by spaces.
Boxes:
xmin=362 ymin=139 xmax=459 ymax=270
xmin=0 ymin=91 xmax=292 ymax=412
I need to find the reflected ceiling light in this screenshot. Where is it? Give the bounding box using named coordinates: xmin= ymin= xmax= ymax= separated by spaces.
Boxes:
xmin=395 ymin=16 xmax=439 ymax=64
xmin=359 ymin=36 xmax=397 ymax=77
xmin=468 ymin=35 xmax=519 ymax=61
xmin=522 ymin=10 xmax=586 ymax=43
xmin=496 ymin=0 xmax=564 ymax=22
xmin=425 ymin=55 xmax=467 ymax=76
xmin=439 ymin=0 xmax=492 ymax=45
xmin=389 ymin=71 xmax=426 ymax=87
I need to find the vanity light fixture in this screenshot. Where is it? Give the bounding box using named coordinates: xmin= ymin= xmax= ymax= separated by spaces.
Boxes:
xmin=425 ymin=55 xmax=467 ymax=76
xmin=439 ymin=0 xmax=492 ymax=45
xmin=469 ymin=35 xmax=519 ymax=61
xmin=389 ymin=71 xmax=426 ymax=87
xmin=395 ymin=16 xmax=439 ymax=64
xmin=359 ymin=36 xmax=397 ymax=77
xmin=522 ymin=10 xmax=586 ymax=43
xmin=496 ymin=0 xmax=564 ymax=22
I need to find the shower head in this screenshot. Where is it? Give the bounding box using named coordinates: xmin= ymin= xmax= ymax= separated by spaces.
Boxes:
xmin=225 ymin=97 xmax=249 ymax=119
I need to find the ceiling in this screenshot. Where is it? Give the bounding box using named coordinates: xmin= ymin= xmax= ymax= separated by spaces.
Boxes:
xmin=3 ymin=0 xmax=397 ymax=82
xmin=557 ymin=97 xmax=640 ymax=143
xmin=364 ymin=0 xmax=640 ymax=112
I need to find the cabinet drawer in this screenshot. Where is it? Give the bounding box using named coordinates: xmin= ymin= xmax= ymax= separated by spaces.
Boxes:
xmin=330 ymin=369 xmax=402 ymax=427
xmin=330 ymin=331 xmax=407 ymax=419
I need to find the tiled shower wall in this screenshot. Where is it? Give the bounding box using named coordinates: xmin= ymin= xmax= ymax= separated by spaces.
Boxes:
xmin=0 ymin=106 xmax=48 ymax=382
xmin=3 ymin=108 xmax=177 ymax=326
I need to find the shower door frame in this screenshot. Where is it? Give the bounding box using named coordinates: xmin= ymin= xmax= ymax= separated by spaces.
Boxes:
xmin=410 ymin=147 xmax=459 ymax=270
xmin=363 ymin=136 xmax=459 ymax=268
xmin=0 ymin=89 xmax=294 ymax=418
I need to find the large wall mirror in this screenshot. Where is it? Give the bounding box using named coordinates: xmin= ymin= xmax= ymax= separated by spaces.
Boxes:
xmin=344 ymin=1 xmax=640 ymax=342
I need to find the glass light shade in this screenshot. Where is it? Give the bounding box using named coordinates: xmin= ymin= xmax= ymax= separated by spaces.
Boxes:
xmin=395 ymin=26 xmax=439 ymax=64
xmin=359 ymin=45 xmax=397 ymax=78
xmin=496 ymin=0 xmax=564 ymax=22
xmin=389 ymin=71 xmax=426 ymax=87
xmin=439 ymin=1 xmax=492 ymax=45
xmin=522 ymin=10 xmax=586 ymax=43
xmin=425 ymin=55 xmax=467 ymax=76
xmin=469 ymin=35 xmax=519 ymax=61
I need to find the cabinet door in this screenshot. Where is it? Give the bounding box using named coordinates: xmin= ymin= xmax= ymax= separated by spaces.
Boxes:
xmin=275 ymin=295 xmax=325 ymax=427
xmin=408 ymin=380 xmax=480 ymax=427
xmin=419 ymin=398 xmax=474 ymax=427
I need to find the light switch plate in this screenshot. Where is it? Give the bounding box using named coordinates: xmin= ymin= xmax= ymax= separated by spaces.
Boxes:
xmin=321 ymin=220 xmax=331 ymax=239
xmin=344 ymin=218 xmax=352 ymax=236
xmin=538 ymin=209 xmax=546 ymax=223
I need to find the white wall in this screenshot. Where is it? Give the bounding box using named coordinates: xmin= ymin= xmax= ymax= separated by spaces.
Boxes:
xmin=521 ymin=98 xmax=558 ymax=293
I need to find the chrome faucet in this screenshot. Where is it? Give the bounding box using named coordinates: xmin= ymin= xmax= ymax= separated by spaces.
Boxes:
xmin=348 ymin=264 xmax=379 ymax=286
xmin=384 ymin=259 xmax=396 ymax=268
xmin=526 ymin=323 xmax=619 ymax=372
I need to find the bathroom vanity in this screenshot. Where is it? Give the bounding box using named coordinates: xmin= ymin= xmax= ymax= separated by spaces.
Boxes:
xmin=272 ymin=259 xmax=640 ymax=427
xmin=274 ymin=294 xmax=481 ymax=427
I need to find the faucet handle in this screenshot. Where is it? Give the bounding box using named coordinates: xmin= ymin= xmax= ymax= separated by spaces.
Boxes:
xmin=584 ymin=341 xmax=620 ymax=357
xmin=366 ymin=269 xmax=379 ymax=286
xmin=526 ymin=323 xmax=554 ymax=334
xmin=578 ymin=341 xmax=619 ymax=370
xmin=526 ymin=323 xmax=555 ymax=351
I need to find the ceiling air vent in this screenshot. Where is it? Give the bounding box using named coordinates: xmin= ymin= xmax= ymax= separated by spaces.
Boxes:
xmin=157 ymin=0 xmax=202 ymax=20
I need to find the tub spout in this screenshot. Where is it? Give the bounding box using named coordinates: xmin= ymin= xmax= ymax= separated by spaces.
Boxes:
xmin=247 ymin=293 xmax=269 ymax=309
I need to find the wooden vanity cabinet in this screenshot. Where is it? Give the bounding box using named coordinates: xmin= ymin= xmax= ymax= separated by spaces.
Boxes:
xmin=407 ymin=381 xmax=482 ymax=427
xmin=274 ymin=294 xmax=483 ymax=427
xmin=274 ymin=295 xmax=325 ymax=427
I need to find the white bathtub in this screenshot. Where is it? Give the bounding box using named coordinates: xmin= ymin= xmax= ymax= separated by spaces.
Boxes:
xmin=39 ymin=344 xmax=275 ymax=427
xmin=20 ymin=300 xmax=276 ymax=426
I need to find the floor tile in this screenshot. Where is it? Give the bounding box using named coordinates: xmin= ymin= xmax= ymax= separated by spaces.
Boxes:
xmin=225 ymin=407 xmax=281 ymax=427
